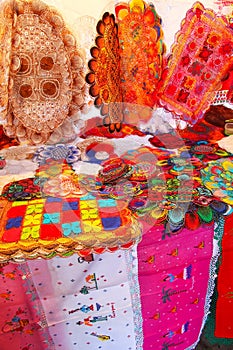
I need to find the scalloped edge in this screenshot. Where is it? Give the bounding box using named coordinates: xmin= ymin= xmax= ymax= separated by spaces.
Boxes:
xmin=158 ymin=1 xmax=233 ymax=124
xmin=0 ymin=211 xmax=142 ymax=262
xmin=2 ymin=0 xmax=86 ymax=144
xmin=0 ymin=238 xmax=140 ymax=263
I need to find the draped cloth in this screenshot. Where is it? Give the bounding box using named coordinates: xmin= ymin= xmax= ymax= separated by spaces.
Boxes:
xmin=215 ymin=214 xmax=233 ymax=338
xmin=137 ymin=223 xmax=216 ymax=349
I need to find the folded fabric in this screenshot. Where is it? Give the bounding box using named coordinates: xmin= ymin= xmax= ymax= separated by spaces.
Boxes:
xmin=215 ymin=214 xmax=233 ymax=338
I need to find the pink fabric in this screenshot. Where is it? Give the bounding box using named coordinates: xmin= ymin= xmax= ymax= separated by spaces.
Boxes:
xmin=137 ymin=223 xmax=214 ymax=349
xmin=0 ymin=262 xmax=54 ymax=350
xmin=215 ymin=214 xmax=233 ymax=338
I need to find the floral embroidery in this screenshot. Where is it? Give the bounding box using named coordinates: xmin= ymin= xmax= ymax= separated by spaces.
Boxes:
xmin=158 ymin=2 xmax=233 ymax=124
xmin=199 ymin=46 xmax=213 ymax=62
xmin=206 ymin=33 xmax=221 ymax=47
xmin=33 ymin=145 xmax=81 ymax=165
xmin=188 ymin=61 xmax=204 ymax=76
xmin=182 ymin=76 xmax=196 ymax=90
xmin=177 ymin=89 xmax=189 ymax=103
xmin=181 ymin=55 xmax=190 ymax=66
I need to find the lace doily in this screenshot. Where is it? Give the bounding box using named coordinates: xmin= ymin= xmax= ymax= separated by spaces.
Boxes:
xmin=0 ymin=0 xmax=86 ymax=144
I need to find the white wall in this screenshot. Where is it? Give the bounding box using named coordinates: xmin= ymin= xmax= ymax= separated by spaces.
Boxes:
xmin=43 ymin=0 xmax=232 ymax=51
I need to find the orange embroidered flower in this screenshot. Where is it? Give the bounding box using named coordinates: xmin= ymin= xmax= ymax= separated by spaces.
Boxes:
xmin=188 ymin=41 xmax=197 ymax=51
xmin=188 ymin=98 xmax=197 ymax=108
xmin=206 ymin=33 xmax=220 ymax=47
xmin=182 ymin=76 xmax=196 ymax=90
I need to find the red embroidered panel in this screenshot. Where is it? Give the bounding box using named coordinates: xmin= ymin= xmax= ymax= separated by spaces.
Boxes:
xmin=158 ymin=2 xmax=233 ymax=125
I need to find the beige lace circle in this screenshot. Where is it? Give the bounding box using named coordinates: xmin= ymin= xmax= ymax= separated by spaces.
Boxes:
xmin=0 ymin=0 xmax=86 ymax=144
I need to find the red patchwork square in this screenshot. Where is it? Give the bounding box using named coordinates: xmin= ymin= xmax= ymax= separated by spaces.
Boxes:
xmin=2 ymin=228 xmax=21 ymax=242
xmin=40 ymin=223 xmax=62 ymax=240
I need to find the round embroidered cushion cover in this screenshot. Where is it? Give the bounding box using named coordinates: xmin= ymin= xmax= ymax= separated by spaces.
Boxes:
xmin=0 ymin=0 xmax=86 ymax=144
xmin=85 ymin=0 xmax=165 ymax=132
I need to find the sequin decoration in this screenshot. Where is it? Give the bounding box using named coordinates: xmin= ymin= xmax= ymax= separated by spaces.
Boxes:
xmin=0 ymin=0 xmax=86 ymax=144
xmin=85 ymin=12 xmax=124 ymax=133
xmin=158 ymin=2 xmax=233 ymax=125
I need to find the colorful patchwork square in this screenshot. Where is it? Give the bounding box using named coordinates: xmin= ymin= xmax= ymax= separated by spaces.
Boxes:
xmin=62 ymin=221 xmax=81 ymax=237
xmin=7 ymin=205 xmax=27 ymax=218
xmin=3 ymin=215 xmax=23 ymax=242
xmin=62 ymin=208 xmax=81 ymax=223
xmin=0 ymin=192 xmax=141 ymax=261
xmin=40 ymin=223 xmax=63 ymax=240
xmin=42 ymin=212 xmax=60 ymax=225
xmin=6 ymin=216 xmax=23 ymax=230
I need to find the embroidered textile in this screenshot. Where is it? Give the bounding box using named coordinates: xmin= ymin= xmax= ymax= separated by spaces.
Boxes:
xmin=0 ymin=262 xmax=54 ymax=350
xmin=137 ymin=223 xmax=215 ymax=349
xmin=85 ymin=12 xmax=124 ymax=132
xmin=25 ymin=249 xmax=142 ymax=349
xmin=116 ymin=0 xmax=164 ymax=109
xmin=158 ymin=2 xmax=233 ymax=124
xmin=0 ymin=0 xmax=86 ymax=144
xmin=215 ymin=214 xmax=233 ymax=338
xmin=86 ymin=0 xmax=165 ymax=131
xmin=0 ymin=190 xmax=140 ymax=261
xmin=201 ymin=157 xmax=233 ymax=205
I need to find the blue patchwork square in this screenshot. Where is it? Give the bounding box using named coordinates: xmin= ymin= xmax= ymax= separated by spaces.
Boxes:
xmin=46 ymin=197 xmax=62 ymax=203
xmin=43 ymin=212 xmax=60 ymax=224
xmin=98 ymin=199 xmax=116 ymax=208
xmin=6 ymin=216 xmax=23 ymax=230
xmin=101 ymin=216 xmax=121 ymax=230
xmin=62 ymin=221 xmax=81 ymax=236
xmin=62 ymin=201 xmax=79 ymax=211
